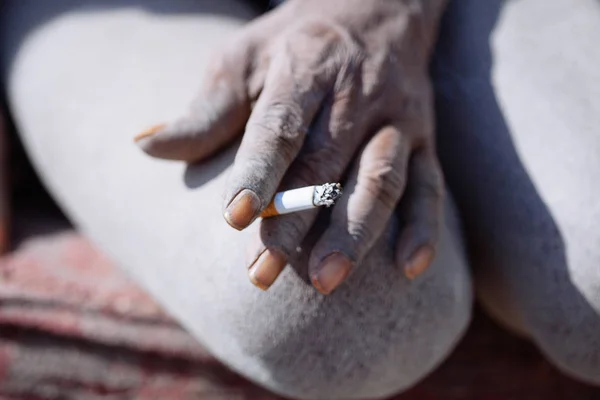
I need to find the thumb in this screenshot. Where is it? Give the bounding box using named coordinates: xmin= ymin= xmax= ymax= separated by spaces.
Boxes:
xmin=135 ymin=38 xmax=255 ymax=163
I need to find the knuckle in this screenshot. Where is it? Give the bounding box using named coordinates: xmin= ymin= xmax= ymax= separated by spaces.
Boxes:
xmin=292 ymin=19 xmax=347 ymax=49
xmin=207 ymin=40 xmax=249 ymax=80
xmin=345 ymin=222 xmax=374 ymax=259
xmin=382 ymin=168 xmax=407 ymax=197
xmin=263 ymin=101 xmax=305 ymax=138
xmin=285 ymin=18 xmax=364 ymax=83
xmin=361 ymin=162 xmax=406 ymax=211
xmin=248 ymin=102 xmax=306 ymax=159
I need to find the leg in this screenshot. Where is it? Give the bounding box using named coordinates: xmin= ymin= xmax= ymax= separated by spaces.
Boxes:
xmin=2 ymin=1 xmax=472 ymax=398
xmin=434 ymin=0 xmax=600 ymax=385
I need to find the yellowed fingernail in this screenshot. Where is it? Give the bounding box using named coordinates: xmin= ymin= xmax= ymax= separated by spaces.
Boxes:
xmin=248 ymin=248 xmax=287 ymax=290
xmin=404 ymin=245 xmax=435 ymax=280
xmin=224 ymin=189 xmax=261 ymax=230
xmin=312 ymin=252 xmax=352 ymax=295
xmin=134 ymin=123 xmax=165 ymax=142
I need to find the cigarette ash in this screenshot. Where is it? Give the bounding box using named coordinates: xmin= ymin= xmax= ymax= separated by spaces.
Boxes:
xmin=313 ymin=183 xmax=343 ymax=207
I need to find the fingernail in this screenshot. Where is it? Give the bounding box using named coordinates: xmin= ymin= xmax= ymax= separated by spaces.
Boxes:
xmin=134 ymin=123 xmax=165 ymax=142
xmin=248 ymin=248 xmax=287 ymax=290
xmin=312 ymin=252 xmax=352 ymax=295
xmin=224 ymin=189 xmax=261 ymax=230
xmin=404 ymin=245 xmax=435 ymax=280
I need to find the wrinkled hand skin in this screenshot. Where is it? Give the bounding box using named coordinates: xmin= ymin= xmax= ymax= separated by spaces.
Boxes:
xmin=135 ymin=0 xmax=447 ymax=294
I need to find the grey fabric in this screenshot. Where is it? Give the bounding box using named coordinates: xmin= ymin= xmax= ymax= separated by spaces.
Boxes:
xmin=433 ymin=0 xmax=600 ymax=385
xmin=1 ymin=1 xmax=471 ymax=399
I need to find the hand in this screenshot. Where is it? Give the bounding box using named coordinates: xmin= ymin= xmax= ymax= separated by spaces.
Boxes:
xmin=135 ymin=0 xmax=446 ymax=294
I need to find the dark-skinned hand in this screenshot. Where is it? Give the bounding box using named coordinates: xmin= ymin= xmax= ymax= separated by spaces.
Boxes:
xmin=135 ymin=0 xmax=447 ymax=294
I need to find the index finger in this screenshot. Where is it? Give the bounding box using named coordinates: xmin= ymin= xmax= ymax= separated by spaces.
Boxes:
xmin=223 ymin=24 xmax=345 ymax=230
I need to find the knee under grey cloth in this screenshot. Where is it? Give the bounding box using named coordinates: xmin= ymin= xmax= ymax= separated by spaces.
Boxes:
xmin=433 ymin=0 xmax=600 ymax=386
xmin=1 ymin=0 xmax=600 ymax=399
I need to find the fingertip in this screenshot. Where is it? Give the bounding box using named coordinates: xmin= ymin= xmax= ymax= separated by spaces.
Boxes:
xmin=224 ymin=189 xmax=262 ymax=230
xmin=134 ymin=123 xmax=165 ymax=143
xmin=134 ymin=123 xmax=170 ymax=159
xmin=403 ymin=245 xmax=435 ymax=280
xmin=311 ymin=252 xmax=353 ymax=295
xmin=248 ymin=248 xmax=287 ymax=290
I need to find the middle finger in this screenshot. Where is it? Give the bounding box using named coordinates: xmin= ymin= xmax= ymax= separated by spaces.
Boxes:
xmin=246 ymin=84 xmax=366 ymax=290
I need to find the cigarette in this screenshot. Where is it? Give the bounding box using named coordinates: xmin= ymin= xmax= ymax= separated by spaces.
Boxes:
xmin=261 ymin=183 xmax=343 ymax=218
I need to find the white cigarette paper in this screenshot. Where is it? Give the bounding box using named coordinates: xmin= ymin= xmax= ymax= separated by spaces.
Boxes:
xmin=261 ymin=183 xmax=343 ymax=217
